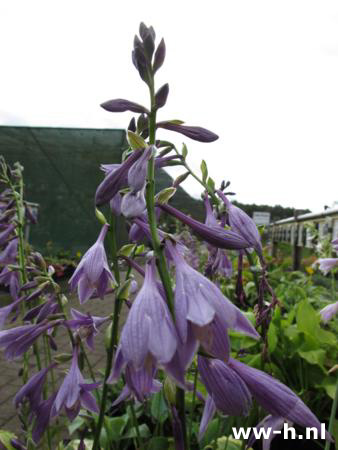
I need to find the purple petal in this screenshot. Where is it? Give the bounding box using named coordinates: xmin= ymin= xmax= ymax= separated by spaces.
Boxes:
xmin=199 ymin=395 xmax=216 ymax=439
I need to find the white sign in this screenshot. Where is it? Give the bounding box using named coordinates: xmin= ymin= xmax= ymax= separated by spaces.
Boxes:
xmin=252 ymin=211 xmax=271 ymax=226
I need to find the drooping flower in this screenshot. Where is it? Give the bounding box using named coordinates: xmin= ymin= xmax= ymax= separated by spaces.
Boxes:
xmin=0 ymin=266 xmax=20 ymax=300
xmin=247 ymin=415 xmax=285 ymax=450
xmin=101 ymin=98 xmax=149 ymax=114
xmin=159 ymin=203 xmax=251 ymax=251
xmin=32 ymin=393 xmax=57 ymax=443
xmin=0 ymin=222 xmax=15 ymax=246
xmin=314 ymin=258 xmax=338 ymax=275
xmin=109 ymin=352 xmax=161 ymax=404
xmin=217 ymin=190 xmax=263 ymax=257
xmin=112 ymin=259 xmax=177 ymax=374
xmin=65 ymin=308 xmax=109 ymax=350
xmin=121 ymin=187 xmax=147 ymax=218
xmin=95 ymin=150 xmax=142 ymax=206
xmin=0 ymin=237 xmax=18 ymax=264
xmin=166 ymin=240 xmax=259 ymax=360
xmin=319 ymin=301 xmax=338 ymax=323
xmin=69 ymin=224 xmax=115 ymax=304
xmin=52 ymin=346 xmax=99 ymax=421
xmin=127 ymin=146 xmax=153 ymax=193
xmin=198 ymin=356 xmax=252 ymax=437
xmin=14 ymin=364 xmax=56 ymax=411
xmin=229 ymin=357 xmax=332 ymax=441
xmin=0 ymin=321 xmax=60 ymax=360
xmin=0 ymin=297 xmax=23 ymax=329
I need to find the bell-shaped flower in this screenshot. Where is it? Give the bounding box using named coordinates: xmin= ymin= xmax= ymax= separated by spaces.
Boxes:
xmin=32 ymin=393 xmax=57 ymax=443
xmin=247 ymin=415 xmax=285 ymax=450
xmin=121 ymin=187 xmax=147 ymax=218
xmin=198 ymin=356 xmax=252 ymax=438
xmin=52 ymin=346 xmax=99 ymax=421
xmin=159 ymin=203 xmax=251 ymax=251
xmin=0 ymin=222 xmax=15 ymax=246
xmin=314 ymin=258 xmax=338 ymax=275
xmin=69 ymin=224 xmax=115 ymax=304
xmin=14 ymin=364 xmax=56 ymax=411
xmin=0 ymin=237 xmax=18 ymax=264
xmin=110 ymin=192 xmax=122 ymax=216
xmin=65 ymin=308 xmax=109 ymax=350
xmin=0 ymin=321 xmax=60 ymax=360
xmin=115 ymin=259 xmax=177 ymax=372
xmin=319 ymin=301 xmax=338 ymax=322
xmin=109 ymin=351 xmax=161 ymax=404
xmin=166 ymin=241 xmax=259 ymax=360
xmin=127 ymin=146 xmax=154 ymax=193
xmin=0 ymin=297 xmax=23 ymax=329
xmin=229 ymin=358 xmax=332 ymax=441
xmin=217 ymin=190 xmax=263 ymax=257
xmin=95 ymin=150 xmax=142 ymax=206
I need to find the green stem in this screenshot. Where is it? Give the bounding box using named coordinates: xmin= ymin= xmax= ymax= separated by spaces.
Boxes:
xmin=92 ymin=216 xmax=122 ymax=450
xmin=129 ymin=402 xmax=142 ymax=448
xmin=325 ymin=376 xmax=338 ymax=450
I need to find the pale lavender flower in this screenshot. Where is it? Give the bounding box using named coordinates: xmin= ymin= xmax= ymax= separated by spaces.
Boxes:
xmin=166 ymin=240 xmax=259 ymax=360
xmin=0 ymin=321 xmax=59 ymax=360
xmin=0 ymin=223 xmax=15 ymax=246
xmin=314 ymin=258 xmax=338 ymax=275
xmin=0 ymin=297 xmax=23 ymax=329
xmin=319 ymin=301 xmax=338 ymax=323
xmin=229 ymin=357 xmax=332 ymax=441
xmin=14 ymin=364 xmax=55 ymax=410
xmin=110 ymin=192 xmax=122 ymax=216
xmin=52 ymin=346 xmax=99 ymax=421
xmin=0 ymin=237 xmax=18 ymax=264
xmin=0 ymin=266 xmax=20 ymax=300
xmin=109 ymin=355 xmax=161 ymax=404
xmin=247 ymin=415 xmax=285 ymax=450
xmin=95 ymin=151 xmax=142 ymax=206
xmin=69 ymin=224 xmax=115 ymax=304
xmin=121 ymin=187 xmax=147 ymax=218
xmin=127 ymin=146 xmax=154 ymax=193
xmin=113 ymin=259 xmax=177 ymax=373
xmin=65 ymin=308 xmax=109 ymax=350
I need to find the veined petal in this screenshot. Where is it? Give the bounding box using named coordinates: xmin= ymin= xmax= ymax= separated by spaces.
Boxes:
xmin=199 ymin=395 xmax=216 ymax=439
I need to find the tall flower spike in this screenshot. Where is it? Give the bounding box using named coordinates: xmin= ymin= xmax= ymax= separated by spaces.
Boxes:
xmin=115 ymin=259 xmax=177 ymax=371
xmin=217 ymin=190 xmax=263 ymax=257
xmin=52 ymin=346 xmax=99 ymax=421
xmin=229 ymin=358 xmax=332 ymax=442
xmin=166 ymin=240 xmax=259 ymax=360
xmin=69 ymin=224 xmax=115 ymax=304
xmin=159 ymin=203 xmax=251 ymax=250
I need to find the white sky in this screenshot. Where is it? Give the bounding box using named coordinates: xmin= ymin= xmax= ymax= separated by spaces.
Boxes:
xmin=1 ymin=0 xmax=337 ymax=212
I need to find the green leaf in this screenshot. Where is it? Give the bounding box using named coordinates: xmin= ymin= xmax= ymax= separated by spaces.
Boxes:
xmin=156 ymin=187 xmax=177 ymax=204
xmin=123 ymin=424 xmax=150 ymax=439
xmin=147 ymin=437 xmax=170 ymax=449
xmin=127 ymin=131 xmax=147 ymax=150
xmin=165 ymin=119 xmax=185 ymax=125
xmin=298 ymin=349 xmax=326 ymax=368
xmin=207 ymin=177 xmax=215 ymax=192
xmin=135 ymin=244 xmax=145 ymax=255
xmin=0 ymin=430 xmax=16 ymax=450
xmin=119 ymin=244 xmax=136 ymax=257
xmin=104 ymin=416 xmax=128 ymax=441
xmin=151 ymin=390 xmax=169 ymax=423
xmin=267 ymin=322 xmax=278 ymax=353
xmin=200 ymin=160 xmax=208 ymax=183
xmin=68 ymin=415 xmax=86 ymax=435
xmin=316 ymin=376 xmax=338 ymax=399
xmin=182 ymin=143 xmax=188 ymax=158
xmin=200 ymin=418 xmax=219 ymax=448
xmin=296 ymin=299 xmax=320 ymax=335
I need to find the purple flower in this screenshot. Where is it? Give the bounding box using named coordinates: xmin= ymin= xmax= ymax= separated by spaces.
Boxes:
xmin=153 ymin=38 xmax=166 ymax=73
xmin=52 ymin=346 xmax=99 ymax=421
xmin=0 ymin=321 xmax=59 ymax=360
xmin=110 ymin=192 xmax=122 ymax=216
xmin=65 ymin=308 xmax=109 ymax=350
xmin=155 ymin=83 xmax=169 ymax=109
xmin=113 ymin=259 xmax=177 ymax=372
xmin=157 ymin=122 xmax=219 ymax=143
xmin=166 ymin=241 xmax=259 ymax=360
xmin=121 ymin=188 xmax=147 ymax=218
xmin=100 ymin=98 xmax=149 ymax=114
xmin=0 ymin=266 xmax=20 ymax=300
xmin=198 ymin=356 xmax=252 ymax=437
xmin=95 ymin=151 xmax=142 ymax=206
xmin=319 ymin=301 xmax=338 ymax=322
xmin=229 ymin=357 xmax=332 ymax=441
xmin=0 ymin=237 xmax=18 ymax=264
xmin=0 ymin=297 xmax=23 ymax=329
xmin=109 ymin=354 xmax=161 ymax=404
xmin=127 ymin=146 xmax=154 ymax=193
xmin=14 ymin=364 xmax=55 ymax=411
xmin=69 ymin=224 xmax=115 ymax=304
xmin=314 ymin=258 xmax=338 ymax=275
xmin=217 ymin=190 xmax=263 ymax=257
xmin=159 ymin=203 xmax=251 ymax=250
xmin=247 ymin=415 xmax=285 ymax=450
xmin=0 ymin=223 xmax=15 ymax=246
xmin=32 ymin=393 xmax=57 ymax=443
